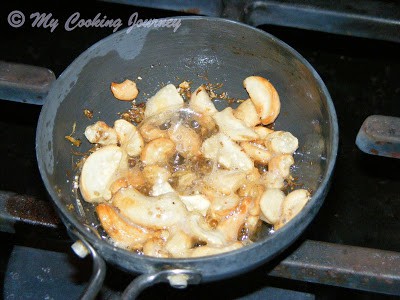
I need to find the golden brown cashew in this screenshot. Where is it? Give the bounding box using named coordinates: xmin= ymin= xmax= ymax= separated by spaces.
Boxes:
xmin=79 ymin=145 xmax=124 ymax=202
xmin=84 ymin=121 xmax=118 ymax=146
xmin=189 ymin=85 xmax=218 ymax=116
xmin=143 ymin=237 xmax=169 ymax=258
xmin=179 ymin=194 xmax=211 ymax=216
xmin=204 ymin=169 xmax=246 ymax=195
xmin=259 ymin=188 xmax=285 ymax=224
xmin=96 ymin=204 xmax=152 ymax=250
xmin=260 ymin=170 xmax=285 ymax=189
xmin=165 ymin=230 xmax=193 ymax=258
xmin=254 ymin=126 xmax=274 ymax=140
xmin=168 ymin=123 xmax=202 ymax=158
xmin=208 ymin=192 xmax=241 ymax=219
xmin=243 ymin=76 xmax=281 ymax=125
xmin=176 ymin=172 xmax=197 ymax=192
xmin=144 ymin=84 xmax=184 ymax=118
xmin=188 ymin=213 xmax=227 ymax=247
xmin=141 ymin=137 xmax=175 ymax=165
xmin=189 ymin=242 xmax=244 ymax=257
xmin=139 ymin=122 xmax=169 ymax=142
xmin=142 ymin=165 xmax=171 ymax=185
xmin=114 ymin=119 xmax=144 ymax=157
xmin=268 ymin=154 xmax=295 ymax=178
xmin=109 ymin=167 xmax=146 ymax=195
xmin=275 ymin=189 xmax=311 ymax=230
xmin=234 ymin=99 xmax=260 ymax=127
xmin=201 ymin=132 xmax=254 ymax=172
xmin=265 ymin=131 xmax=299 ymax=155
xmin=240 ymin=141 xmax=272 ymax=164
xmin=112 ymin=187 xmax=188 ymax=229
xmin=237 ymin=182 xmax=264 ymax=200
xmin=111 ymin=79 xmax=139 ymax=101
xmin=216 ymin=197 xmax=253 ymax=243
xmin=212 ymin=107 xmax=259 ymax=141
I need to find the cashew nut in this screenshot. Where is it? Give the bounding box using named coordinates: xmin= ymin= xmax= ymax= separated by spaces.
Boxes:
xmin=202 ymin=186 xmax=240 ymax=219
xmin=114 ymin=119 xmax=144 ymax=157
xmin=112 ymin=187 xmax=188 ymax=229
xmin=165 ymin=230 xmax=193 ymax=258
xmin=150 ymin=181 xmax=175 ymax=196
xmin=144 ymin=84 xmax=184 ymax=118
xmin=168 ymin=123 xmax=201 ymax=158
xmin=176 ymin=172 xmax=197 ymax=192
xmin=260 ymin=171 xmax=285 ymax=189
xmin=268 ymin=154 xmax=294 ymax=178
xmin=109 ymin=167 xmax=146 ymax=194
xmin=142 ymin=165 xmax=171 ymax=185
xmin=237 ymin=182 xmax=264 ymax=200
xmin=84 ymin=121 xmax=118 ymax=146
xmin=216 ymin=197 xmax=253 ymax=243
xmin=79 ymin=145 xmax=124 ymax=202
xmin=275 ymin=189 xmax=310 ymax=230
xmin=140 ymin=137 xmax=175 ymax=165
xmin=265 ymin=131 xmax=299 ymax=155
xmin=243 ymin=75 xmax=281 ymax=125
xmin=189 ymin=85 xmax=218 ymax=116
xmin=179 ymin=194 xmax=211 ymax=216
xmin=259 ymin=189 xmax=285 ymax=224
xmin=111 ymin=79 xmax=139 ymax=101
xmin=234 ymin=99 xmax=260 ymax=127
xmin=254 ymin=126 xmax=274 ymax=140
xmin=96 ymin=203 xmax=152 ymax=250
xmin=143 ymin=238 xmax=169 ymax=258
xmin=188 ymin=213 xmax=227 ymax=247
xmin=190 ymin=242 xmax=244 ymax=257
xmin=212 ymin=107 xmax=259 ymax=141
xmin=240 ymin=141 xmax=272 ymax=164
xmin=139 ymin=122 xmax=169 ymax=142
xmin=204 ymin=169 xmax=246 ymax=195
xmin=201 ymin=132 xmax=254 ymax=172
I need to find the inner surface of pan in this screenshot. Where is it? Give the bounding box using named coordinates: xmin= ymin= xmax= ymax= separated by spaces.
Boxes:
xmin=36 ymin=17 xmax=338 ymax=281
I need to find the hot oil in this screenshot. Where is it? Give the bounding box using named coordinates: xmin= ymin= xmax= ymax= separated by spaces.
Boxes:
xmin=73 ymin=100 xmax=302 ymax=257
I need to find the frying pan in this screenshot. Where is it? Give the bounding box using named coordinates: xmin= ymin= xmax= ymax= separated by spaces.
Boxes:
xmin=6 ymin=16 xmax=338 ymax=299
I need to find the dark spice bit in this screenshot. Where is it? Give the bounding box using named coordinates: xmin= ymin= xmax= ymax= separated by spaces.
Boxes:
xmin=208 ymin=218 xmax=218 ymax=229
xmin=197 ymin=71 xmax=209 ymax=82
xmin=83 ymin=109 xmax=93 ymax=119
xmin=238 ymin=224 xmax=249 ymax=241
xmin=159 ymin=120 xmax=171 ymax=130
xmin=170 ymin=153 xmax=185 ymax=166
xmin=255 ymin=162 xmax=268 ymax=174
xmin=128 ymin=157 xmax=137 ymax=168
xmin=65 ymin=135 xmax=81 ymax=147
xmin=120 ymin=102 xmax=146 ymax=124
xmin=193 ymin=240 xmax=207 ymax=248
xmin=178 ymin=81 xmax=192 ymax=101
xmin=282 ymin=175 xmax=302 ymax=194
xmin=190 ymin=120 xmax=200 ymax=129
xmin=204 ymin=82 xmax=238 ymax=104
xmin=65 ymin=122 xmax=81 ymax=147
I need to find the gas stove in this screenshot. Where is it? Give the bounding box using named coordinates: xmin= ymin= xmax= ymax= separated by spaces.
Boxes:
xmin=1 ymin=0 xmax=399 ymax=299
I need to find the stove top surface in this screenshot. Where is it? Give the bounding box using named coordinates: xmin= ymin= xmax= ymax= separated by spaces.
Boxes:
xmin=1 ymin=0 xmax=399 ymax=299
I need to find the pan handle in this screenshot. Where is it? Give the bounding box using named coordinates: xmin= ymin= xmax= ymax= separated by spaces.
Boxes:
xmin=70 ymin=227 xmax=202 ymax=300
xmin=121 ymin=269 xmax=202 ymax=300
xmin=0 ymin=60 xmax=56 ymax=105
xmin=70 ymin=230 xmax=107 ymax=300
